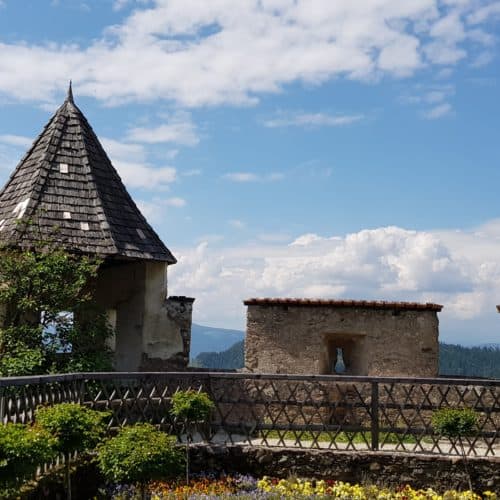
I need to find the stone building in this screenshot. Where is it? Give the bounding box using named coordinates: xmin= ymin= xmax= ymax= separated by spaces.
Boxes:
xmin=0 ymin=84 xmax=193 ymax=371
xmin=244 ymin=298 xmax=442 ymax=377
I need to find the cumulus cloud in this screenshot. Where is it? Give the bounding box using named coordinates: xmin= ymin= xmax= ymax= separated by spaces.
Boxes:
xmin=101 ymin=137 xmax=146 ymax=162
xmin=467 ymin=2 xmax=500 ymax=24
xmin=101 ymin=136 xmax=177 ymax=190
xmin=169 ymin=222 xmax=500 ymax=342
xmin=137 ymin=195 xmax=186 ymax=224
xmin=114 ymin=161 xmax=176 ymax=190
xmin=0 ymin=0 xmax=497 ymax=106
xmin=126 ymin=112 xmax=199 ymax=146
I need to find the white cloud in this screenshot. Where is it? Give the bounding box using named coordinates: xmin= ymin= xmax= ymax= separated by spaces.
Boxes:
xmin=0 ymin=0 xmax=498 ymax=106
xmin=223 ymin=172 xmax=284 ymax=182
xmin=126 ymin=112 xmax=199 ymax=146
xmin=115 ymin=160 xmax=176 ymax=190
xmin=400 ymin=84 xmax=454 ymax=106
xmin=113 ymin=0 xmax=151 ymax=11
xmin=0 ymin=134 xmax=32 ymax=148
xmin=100 ymin=136 xmax=177 ymax=190
xmin=101 ymin=137 xmax=145 ymax=162
xmin=264 ymin=112 xmax=364 ymax=128
xmin=137 ymin=195 xmax=186 ymax=224
xmin=258 ymin=233 xmax=291 ymax=243
xmin=422 ymin=102 xmax=453 ymax=119
xmin=165 ymin=196 xmax=186 ymax=207
xmin=169 ymin=221 xmax=500 ymax=343
xmin=467 ymin=2 xmax=500 ymax=24
xmin=470 ymin=51 xmax=494 ymax=67
xmin=0 ymin=135 xmax=32 ymax=177
xmin=228 ymin=219 xmax=245 ymax=229
xmin=400 ymin=84 xmax=455 ymax=118
xmin=435 ymin=67 xmax=454 ymax=79
xmin=165 ymin=149 xmax=179 ymax=160
xmin=182 ymin=169 xmax=201 ymax=177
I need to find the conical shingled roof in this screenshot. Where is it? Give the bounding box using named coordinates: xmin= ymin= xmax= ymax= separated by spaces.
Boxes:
xmin=0 ymin=85 xmax=176 ymax=263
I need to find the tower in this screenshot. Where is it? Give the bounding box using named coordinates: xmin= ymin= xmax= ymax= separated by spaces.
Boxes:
xmin=0 ymin=84 xmax=194 ymax=371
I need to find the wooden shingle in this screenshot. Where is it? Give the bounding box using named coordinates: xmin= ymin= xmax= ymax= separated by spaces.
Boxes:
xmin=0 ymin=85 xmax=176 ymax=263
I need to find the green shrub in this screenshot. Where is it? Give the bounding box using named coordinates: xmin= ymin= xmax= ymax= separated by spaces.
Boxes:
xmin=170 ymin=390 xmax=214 ymax=485
xmin=432 ymin=407 xmax=478 ymax=438
xmin=170 ymin=390 xmax=215 ymax=423
xmin=36 ymin=403 xmax=109 ymax=500
xmin=0 ymin=423 xmax=56 ymax=493
xmin=432 ymin=407 xmax=478 ymax=491
xmin=35 ymin=403 xmax=108 ymax=455
xmin=96 ymin=423 xmax=183 ymax=486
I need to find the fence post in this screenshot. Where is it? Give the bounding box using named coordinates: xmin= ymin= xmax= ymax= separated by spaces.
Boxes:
xmin=78 ymin=378 xmax=86 ymax=405
xmin=371 ymin=381 xmax=379 ymax=451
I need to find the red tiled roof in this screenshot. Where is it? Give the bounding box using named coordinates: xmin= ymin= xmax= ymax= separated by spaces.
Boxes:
xmin=243 ymin=298 xmax=443 ymax=312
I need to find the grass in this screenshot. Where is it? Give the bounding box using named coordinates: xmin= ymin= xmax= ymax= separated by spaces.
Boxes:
xmin=258 ymin=429 xmax=419 ymax=445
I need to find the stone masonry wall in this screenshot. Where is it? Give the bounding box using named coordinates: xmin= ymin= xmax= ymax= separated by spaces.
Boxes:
xmin=245 ymin=301 xmax=440 ymax=377
xmin=190 ymin=444 xmax=500 ymax=493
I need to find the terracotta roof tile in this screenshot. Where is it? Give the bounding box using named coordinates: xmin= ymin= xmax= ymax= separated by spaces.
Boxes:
xmin=243 ymin=298 xmax=443 ymax=312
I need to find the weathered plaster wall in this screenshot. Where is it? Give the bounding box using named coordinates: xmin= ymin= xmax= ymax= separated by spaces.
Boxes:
xmin=140 ymin=295 xmax=194 ymax=371
xmin=245 ymin=302 xmax=439 ymax=377
xmin=94 ymin=261 xmax=194 ymax=371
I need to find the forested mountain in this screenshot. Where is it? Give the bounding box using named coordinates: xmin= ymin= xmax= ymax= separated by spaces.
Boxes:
xmin=190 ymin=324 xmax=244 ymax=357
xmin=192 ymin=340 xmax=244 ymax=370
xmin=439 ymin=343 xmax=500 ymax=378
xmin=192 ymin=338 xmax=500 ymax=378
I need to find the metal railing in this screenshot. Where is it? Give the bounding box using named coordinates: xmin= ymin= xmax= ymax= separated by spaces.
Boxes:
xmin=1 ymin=372 xmax=499 ymax=456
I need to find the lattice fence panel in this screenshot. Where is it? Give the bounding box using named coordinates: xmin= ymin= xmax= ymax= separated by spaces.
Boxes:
xmin=1 ymin=372 xmax=499 ymax=456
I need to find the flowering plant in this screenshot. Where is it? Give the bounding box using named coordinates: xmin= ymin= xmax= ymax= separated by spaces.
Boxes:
xmin=107 ymin=474 xmax=495 ymax=499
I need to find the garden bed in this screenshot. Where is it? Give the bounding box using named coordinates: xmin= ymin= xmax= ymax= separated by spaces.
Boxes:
xmin=25 ymin=470 xmax=498 ymax=499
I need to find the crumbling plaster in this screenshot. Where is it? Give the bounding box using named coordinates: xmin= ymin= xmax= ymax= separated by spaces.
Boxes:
xmin=93 ymin=260 xmax=194 ymax=371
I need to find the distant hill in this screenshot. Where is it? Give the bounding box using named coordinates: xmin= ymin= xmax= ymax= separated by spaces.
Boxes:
xmin=190 ymin=323 xmax=244 ymax=358
xmin=192 ymin=340 xmax=244 ymax=370
xmin=439 ymin=343 xmax=500 ymax=378
xmin=192 ymin=335 xmax=500 ymax=378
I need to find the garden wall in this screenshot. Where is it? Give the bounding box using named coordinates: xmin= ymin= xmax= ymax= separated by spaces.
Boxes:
xmin=190 ymin=444 xmax=500 ymax=492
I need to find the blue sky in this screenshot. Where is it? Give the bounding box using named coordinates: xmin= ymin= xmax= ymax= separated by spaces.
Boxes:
xmin=1 ymin=0 xmax=500 ymax=344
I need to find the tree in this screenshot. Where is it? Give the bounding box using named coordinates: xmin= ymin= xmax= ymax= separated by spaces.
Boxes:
xmin=36 ymin=403 xmax=108 ymax=500
xmin=170 ymin=390 xmax=214 ymax=484
xmin=432 ymin=407 xmax=478 ymax=491
xmin=96 ymin=423 xmax=183 ymax=500
xmin=0 ymin=245 xmax=113 ymax=376
xmin=0 ymin=423 xmax=56 ymax=497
